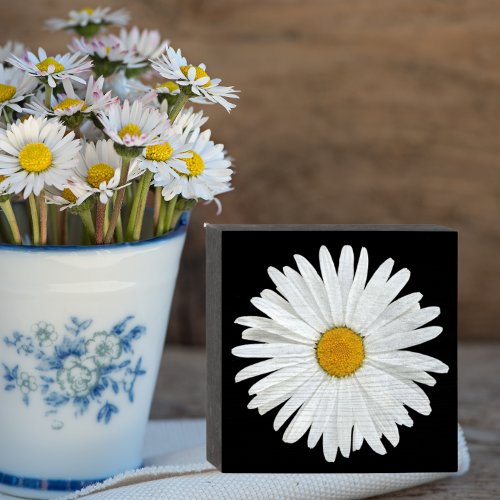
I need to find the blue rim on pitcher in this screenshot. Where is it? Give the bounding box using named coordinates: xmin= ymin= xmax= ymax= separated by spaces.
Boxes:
xmin=0 ymin=212 xmax=189 ymax=252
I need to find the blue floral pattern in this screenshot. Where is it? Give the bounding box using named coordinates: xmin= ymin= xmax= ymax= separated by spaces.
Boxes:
xmin=2 ymin=316 xmax=146 ymax=426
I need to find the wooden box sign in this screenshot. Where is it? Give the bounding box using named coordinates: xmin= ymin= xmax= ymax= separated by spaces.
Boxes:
xmin=206 ymin=225 xmax=457 ymax=473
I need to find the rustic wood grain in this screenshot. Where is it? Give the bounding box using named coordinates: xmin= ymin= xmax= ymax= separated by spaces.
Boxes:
xmin=151 ymin=342 xmax=500 ymax=498
xmin=2 ymin=0 xmax=500 ymax=342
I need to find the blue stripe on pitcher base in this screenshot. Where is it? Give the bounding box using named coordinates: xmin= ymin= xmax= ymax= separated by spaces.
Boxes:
xmin=0 ymin=470 xmax=108 ymax=492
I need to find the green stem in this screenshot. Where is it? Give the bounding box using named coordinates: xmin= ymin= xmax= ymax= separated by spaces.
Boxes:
xmin=49 ymin=204 xmax=58 ymax=245
xmin=104 ymin=201 xmax=109 ymax=235
xmin=38 ymin=191 xmax=47 ymax=245
xmin=125 ymin=184 xmax=133 ymax=206
xmin=167 ymin=90 xmax=190 ymax=123
xmin=125 ymin=186 xmax=141 ymax=241
xmin=44 ymin=84 xmax=52 ymax=109
xmin=79 ymin=210 xmax=95 ymax=240
xmin=153 ymin=186 xmax=161 ymax=231
xmin=95 ymin=202 xmax=106 ymax=245
xmin=28 ymin=193 xmax=39 ymax=245
xmin=131 ymin=171 xmax=153 ymax=241
xmin=60 ymin=210 xmax=68 ymax=245
xmin=163 ymin=195 xmax=178 ymax=233
xmin=104 ymin=159 xmax=130 ymax=244
xmin=155 ymin=196 xmax=167 ymax=236
xmin=0 ymin=200 xmax=22 ymax=245
xmin=0 ymin=212 xmax=9 ymax=242
xmin=116 ymin=211 xmax=124 ymax=242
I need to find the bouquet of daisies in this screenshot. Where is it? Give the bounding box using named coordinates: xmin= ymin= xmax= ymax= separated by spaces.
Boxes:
xmin=0 ymin=6 xmax=238 ymax=245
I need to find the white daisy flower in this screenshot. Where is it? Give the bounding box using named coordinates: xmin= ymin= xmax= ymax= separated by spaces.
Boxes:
xmin=172 ymin=107 xmax=209 ymax=142
xmin=69 ymin=35 xmax=147 ymax=75
xmin=119 ymin=27 xmax=168 ymax=61
xmin=0 ymin=64 xmax=37 ymax=116
xmin=46 ymin=7 xmax=129 ymax=36
xmin=45 ymin=180 xmax=92 ymax=211
xmin=0 ymin=116 xmax=81 ymax=197
xmin=0 ymin=41 xmax=28 ymax=64
xmin=151 ymin=46 xmax=239 ymax=112
xmin=98 ymin=99 xmax=171 ymax=148
xmin=26 ymin=75 xmax=117 ymax=118
xmin=232 ymin=245 xmax=449 ymax=463
xmin=8 ymin=48 xmax=92 ymax=88
xmin=154 ymin=128 xmax=233 ymax=203
xmin=138 ymin=131 xmax=191 ymax=177
xmin=73 ymin=139 xmax=142 ymax=204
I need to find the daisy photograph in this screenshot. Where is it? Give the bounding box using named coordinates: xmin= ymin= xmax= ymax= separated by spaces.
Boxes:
xmin=210 ymin=227 xmax=457 ymax=474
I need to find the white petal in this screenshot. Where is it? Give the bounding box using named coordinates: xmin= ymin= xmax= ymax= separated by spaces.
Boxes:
xmin=338 ymin=245 xmax=355 ymax=315
xmin=369 ymin=350 xmax=449 ymax=374
xmin=251 ymin=297 xmax=320 ymax=341
xmin=367 ymin=326 xmax=443 ymax=352
xmin=241 ymin=327 xmax=313 ymax=346
xmin=371 ymin=307 xmax=441 ymax=338
xmin=269 ymin=266 xmax=328 ymax=333
xmin=350 ymin=258 xmax=394 ymax=333
xmin=248 ymin=363 xmax=310 ymax=396
xmin=250 ymin=372 xmax=315 ymax=415
xmin=336 ymin=379 xmax=354 ymax=458
xmin=322 ymin=390 xmax=339 ymax=462
xmin=232 ymin=343 xmax=314 ymax=359
xmin=294 ymin=254 xmax=331 ymax=327
xmin=235 ymin=358 xmax=309 ymax=383
xmin=345 ymin=248 xmax=369 ymax=325
xmin=283 ymin=378 xmax=326 ymax=444
xmin=368 ymin=292 xmax=422 ymax=333
xmin=350 ymin=376 xmax=387 ymax=455
xmin=319 ymin=246 xmax=344 ymax=326
xmin=274 ymin=372 xmax=324 ymax=431
xmin=359 ymin=268 xmax=411 ymax=333
xmin=307 ymin=380 xmax=335 ymax=449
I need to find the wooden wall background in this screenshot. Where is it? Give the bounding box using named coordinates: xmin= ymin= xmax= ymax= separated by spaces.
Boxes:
xmin=4 ymin=0 xmax=500 ymax=343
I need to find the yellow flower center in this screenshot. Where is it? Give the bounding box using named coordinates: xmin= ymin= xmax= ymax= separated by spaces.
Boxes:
xmin=86 ymin=163 xmax=115 ymax=188
xmin=18 ymin=143 xmax=53 ymax=173
xmin=61 ymin=188 xmax=77 ymax=203
xmin=145 ymin=142 xmax=173 ymax=162
xmin=156 ymin=81 xmax=179 ymax=92
xmin=81 ymin=7 xmax=94 ymax=15
xmin=53 ymin=98 xmax=87 ymax=112
xmin=180 ymin=150 xmax=205 ymax=177
xmin=36 ymin=57 xmax=65 ymax=73
xmin=0 ymin=84 xmax=16 ymax=103
xmin=118 ymin=123 xmax=141 ymax=139
xmin=180 ymin=65 xmax=211 ymax=87
xmin=316 ymin=327 xmax=365 ymax=378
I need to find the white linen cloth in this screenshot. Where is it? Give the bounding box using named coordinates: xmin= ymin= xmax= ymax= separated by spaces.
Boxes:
xmin=0 ymin=419 xmax=470 ymax=500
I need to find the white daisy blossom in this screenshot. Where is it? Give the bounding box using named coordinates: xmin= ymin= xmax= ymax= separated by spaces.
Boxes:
xmin=119 ymin=27 xmax=168 ymax=60
xmin=69 ymin=35 xmax=147 ymax=69
xmin=138 ymin=131 xmax=191 ymax=177
xmin=0 ymin=64 xmax=37 ymax=115
xmin=98 ymin=99 xmax=171 ymax=148
xmin=0 ymin=41 xmax=27 ymax=64
xmin=8 ymin=48 xmax=92 ymax=88
xmin=0 ymin=116 xmax=81 ymax=197
xmin=151 ymin=46 xmax=239 ymax=112
xmin=232 ymin=245 xmax=449 ymax=463
xmin=73 ymin=139 xmax=142 ymax=204
xmin=46 ymin=7 xmax=129 ymax=31
xmin=154 ymin=128 xmax=233 ymax=204
xmin=26 ymin=75 xmax=118 ymax=118
xmin=45 ymin=181 xmax=92 ymax=210
xmin=172 ymin=107 xmax=209 ymax=142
